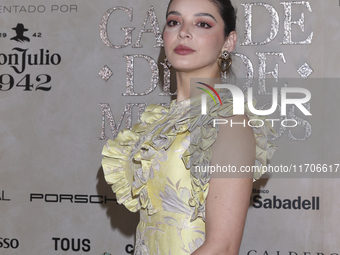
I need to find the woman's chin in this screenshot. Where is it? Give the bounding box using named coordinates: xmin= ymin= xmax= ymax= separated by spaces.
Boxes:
xmin=172 ymin=64 xmax=200 ymax=73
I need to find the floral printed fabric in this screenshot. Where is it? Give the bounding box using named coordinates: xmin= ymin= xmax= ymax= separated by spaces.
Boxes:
xmin=101 ymin=88 xmax=277 ymax=254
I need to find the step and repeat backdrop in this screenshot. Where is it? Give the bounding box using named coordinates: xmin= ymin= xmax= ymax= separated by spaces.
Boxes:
xmin=1 ymin=0 xmax=339 ymax=254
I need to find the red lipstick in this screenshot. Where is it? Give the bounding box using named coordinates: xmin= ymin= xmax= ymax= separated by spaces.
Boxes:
xmin=174 ymin=45 xmax=195 ymax=55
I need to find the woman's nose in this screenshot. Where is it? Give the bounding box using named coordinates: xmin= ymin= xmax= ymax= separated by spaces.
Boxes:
xmin=178 ymin=23 xmax=192 ymax=39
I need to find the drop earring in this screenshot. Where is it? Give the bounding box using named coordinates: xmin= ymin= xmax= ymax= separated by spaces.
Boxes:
xmin=217 ymin=50 xmax=232 ymax=73
xmin=217 ymin=50 xmax=232 ymax=83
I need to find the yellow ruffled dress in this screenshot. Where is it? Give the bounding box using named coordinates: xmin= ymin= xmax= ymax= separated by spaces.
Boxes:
xmin=101 ymin=89 xmax=277 ymax=255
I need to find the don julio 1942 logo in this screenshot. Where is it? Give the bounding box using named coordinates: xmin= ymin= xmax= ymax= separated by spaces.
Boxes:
xmin=0 ymin=23 xmax=62 ymax=92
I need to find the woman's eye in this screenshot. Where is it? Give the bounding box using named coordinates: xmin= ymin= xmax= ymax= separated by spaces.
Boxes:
xmin=197 ymin=22 xmax=212 ymax=28
xmin=167 ymin=20 xmax=179 ymax=26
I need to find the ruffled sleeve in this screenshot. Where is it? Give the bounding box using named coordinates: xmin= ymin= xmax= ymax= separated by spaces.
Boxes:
xmin=102 ymin=130 xmax=141 ymax=212
xmin=181 ymin=90 xmax=277 ymax=222
xmin=101 ymin=104 xmax=167 ymax=213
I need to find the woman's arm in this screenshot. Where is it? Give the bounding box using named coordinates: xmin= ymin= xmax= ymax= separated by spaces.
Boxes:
xmin=192 ymin=114 xmax=256 ymax=255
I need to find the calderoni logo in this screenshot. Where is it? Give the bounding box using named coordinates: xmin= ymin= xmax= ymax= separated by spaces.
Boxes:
xmin=102 ymin=244 xmax=134 ymax=255
xmin=247 ymin=250 xmax=338 ymax=255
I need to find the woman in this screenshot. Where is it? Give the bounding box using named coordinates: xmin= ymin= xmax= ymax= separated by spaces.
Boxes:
xmin=102 ymin=0 xmax=276 ymax=254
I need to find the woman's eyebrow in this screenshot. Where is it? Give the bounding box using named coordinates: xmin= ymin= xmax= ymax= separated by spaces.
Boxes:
xmin=166 ymin=10 xmax=181 ymax=18
xmin=166 ymin=11 xmax=217 ymax=22
xmin=194 ymin=13 xmax=217 ymax=22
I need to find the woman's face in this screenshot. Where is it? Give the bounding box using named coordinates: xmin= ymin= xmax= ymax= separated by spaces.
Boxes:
xmin=163 ymin=0 xmax=227 ymax=73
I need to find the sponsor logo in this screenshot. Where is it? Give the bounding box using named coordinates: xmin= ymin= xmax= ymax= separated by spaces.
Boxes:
xmin=0 ymin=47 xmax=61 ymax=73
xmin=52 ymin=238 xmax=90 ymax=252
xmin=30 ymin=194 xmax=116 ymax=204
xmin=0 ymin=22 xmax=62 ymax=92
xmin=252 ymin=195 xmax=320 ymax=210
xmin=0 ymin=238 xmax=19 ymax=249
xmin=247 ymin=250 xmax=338 ymax=255
xmin=0 ymin=190 xmax=10 ymax=201
xmin=125 ymin=244 xmax=134 ymax=254
xmin=104 ymin=244 xmax=134 ymax=255
xmin=252 ymin=188 xmax=269 ymax=194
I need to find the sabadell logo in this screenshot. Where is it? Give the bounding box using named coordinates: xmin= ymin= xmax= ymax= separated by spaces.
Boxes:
xmin=251 ymin=195 xmax=320 ymax=210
